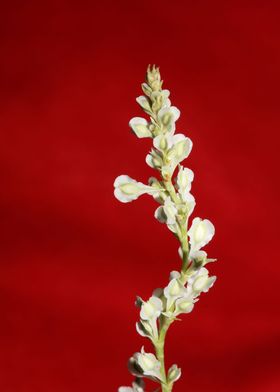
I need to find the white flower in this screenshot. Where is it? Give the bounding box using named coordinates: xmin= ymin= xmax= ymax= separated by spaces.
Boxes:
xmin=188 ymin=217 xmax=215 ymax=253
xmin=163 ymin=277 xmax=187 ymax=310
xmin=145 ymin=149 xmax=164 ymax=169
xmin=176 ymin=166 xmax=194 ymax=194
xmin=140 ymin=296 xmax=163 ymax=320
xmin=150 ymin=90 xmax=171 ymax=111
xmin=181 ymin=192 xmax=196 ymax=215
xmin=135 ymin=347 xmax=163 ymax=381
xmin=174 ymin=295 xmax=196 ymax=316
xmin=158 ymin=106 xmax=180 ymax=134
xmin=190 ymin=250 xmax=216 ymax=265
xmin=118 ymin=379 xmax=145 ymax=392
xmin=114 ymin=175 xmax=159 ymax=203
xmin=146 ymin=134 xmax=192 ymax=174
xmin=153 ymin=134 xmax=173 ymax=152
xmin=187 ymin=267 xmax=216 ymax=297
xmin=161 ymin=89 xmax=171 ymax=108
xmin=139 ymin=296 xmax=163 ymax=338
xmin=136 ymin=319 xmax=154 ymax=340
xmin=166 ymin=134 xmax=193 ymax=169
xmin=129 ymin=117 xmax=152 ymax=138
xmin=154 ymin=196 xmax=177 ymax=225
xmin=136 ymin=96 xmax=152 ymax=113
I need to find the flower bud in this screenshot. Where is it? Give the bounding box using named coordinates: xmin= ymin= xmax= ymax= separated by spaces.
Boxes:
xmin=136 ymin=95 xmax=152 ymax=113
xmin=134 ymin=347 xmax=163 ymax=381
xmin=141 ymin=82 xmax=152 ymax=97
xmin=147 ymin=64 xmax=161 ymax=84
xmin=168 ymin=364 xmax=181 ymax=383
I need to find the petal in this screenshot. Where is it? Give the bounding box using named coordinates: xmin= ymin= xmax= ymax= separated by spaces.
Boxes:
xmin=128 ymin=356 xmax=144 ymax=377
xmin=136 ymin=96 xmax=151 ymax=112
xmin=149 ymin=296 xmax=163 ymax=312
xmin=158 ymin=106 xmax=180 ymax=133
xmin=170 ymin=270 xmax=181 ymax=280
xmin=136 ymin=321 xmax=153 ymax=339
xmin=129 ymin=117 xmax=152 ymax=138
xmin=188 ymin=217 xmax=215 ymax=252
xmin=141 ymin=82 xmax=152 ymax=97
xmin=162 ymin=89 xmax=170 ymax=98
xmin=154 ymin=206 xmax=167 ymax=223
xmin=168 ymin=136 xmax=193 ymax=164
xmin=113 ymin=175 xmax=142 ymax=203
xmin=181 ymin=192 xmax=196 ymax=215
xmin=168 ymin=364 xmax=182 ymax=383
xmin=153 ymin=134 xmax=173 ymax=151
xmin=145 ymin=150 xmax=163 ymax=169
xmin=163 ymin=197 xmax=177 ymax=225
xmin=176 ymin=166 xmax=194 ymax=193
xmin=175 ymin=297 xmax=194 ymax=315
xmin=114 ymin=175 xmax=159 ymax=203
xmin=114 ymin=174 xmax=136 ymax=188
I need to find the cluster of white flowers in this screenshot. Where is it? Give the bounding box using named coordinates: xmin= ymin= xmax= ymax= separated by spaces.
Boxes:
xmin=115 ymin=65 xmax=217 ymax=392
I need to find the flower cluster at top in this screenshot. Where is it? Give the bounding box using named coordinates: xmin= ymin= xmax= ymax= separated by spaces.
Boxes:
xmin=114 ymin=65 xmax=217 ymax=392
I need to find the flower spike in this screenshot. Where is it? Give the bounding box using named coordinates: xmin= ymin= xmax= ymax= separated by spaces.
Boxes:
xmin=115 ymin=66 xmax=218 ymax=392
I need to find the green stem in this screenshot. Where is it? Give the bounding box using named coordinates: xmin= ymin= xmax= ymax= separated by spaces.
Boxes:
xmin=163 ymin=177 xmax=189 ymax=272
xmin=154 ymin=176 xmax=190 ymax=391
xmin=154 ymin=318 xmax=173 ymax=392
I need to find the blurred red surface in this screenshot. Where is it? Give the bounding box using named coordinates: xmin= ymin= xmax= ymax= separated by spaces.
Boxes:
xmin=0 ymin=1 xmax=279 ymax=391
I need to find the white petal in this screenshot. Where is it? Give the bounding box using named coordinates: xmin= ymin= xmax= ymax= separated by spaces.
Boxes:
xmin=167 ymin=223 xmax=178 ymax=233
xmin=164 ymin=278 xmax=186 ymax=310
xmin=137 ymin=347 xmax=162 ymax=381
xmin=177 ymin=166 xmax=194 ymax=193
xmin=163 ymin=197 xmax=177 ymax=225
xmin=162 ymin=89 xmax=170 ymax=98
xmin=188 ymin=217 xmax=215 ymax=252
xmin=168 ymin=136 xmax=193 ymax=164
xmin=154 ymin=206 xmax=166 ymax=223
xmin=114 ymin=174 xmax=135 ymax=188
xmin=170 ymin=270 xmax=181 ymax=280
xmin=181 ymin=192 xmax=196 ymax=215
xmin=174 ymin=297 xmax=194 ymax=315
xmin=114 ymin=175 xmax=158 ymax=203
xmin=158 ymin=106 xmax=180 ymax=133
xmin=140 ymin=296 xmax=163 ymax=321
xmin=145 ymin=151 xmax=163 ymax=169
xmin=187 ymin=267 xmax=216 ymax=295
xmin=136 ymin=96 xmax=151 ymax=112
xmin=129 ymin=117 xmax=152 ymax=138
xmin=153 ymin=134 xmax=173 ymax=151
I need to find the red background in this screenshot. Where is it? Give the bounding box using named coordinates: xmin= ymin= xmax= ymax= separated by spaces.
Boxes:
xmin=0 ymin=1 xmax=279 ymax=391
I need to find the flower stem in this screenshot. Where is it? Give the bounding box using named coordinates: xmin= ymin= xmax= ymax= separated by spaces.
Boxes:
xmin=154 ymin=176 xmax=190 ymax=391
xmin=154 ymin=318 xmax=173 ymax=392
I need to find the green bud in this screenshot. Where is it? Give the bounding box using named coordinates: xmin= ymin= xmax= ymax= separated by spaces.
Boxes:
xmin=168 ymin=364 xmax=181 ymax=383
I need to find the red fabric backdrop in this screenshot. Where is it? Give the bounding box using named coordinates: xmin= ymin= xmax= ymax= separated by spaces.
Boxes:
xmin=0 ymin=1 xmax=279 ymax=391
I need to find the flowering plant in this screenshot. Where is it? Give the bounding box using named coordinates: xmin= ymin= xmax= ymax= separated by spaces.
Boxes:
xmin=114 ymin=65 xmax=217 ymax=392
